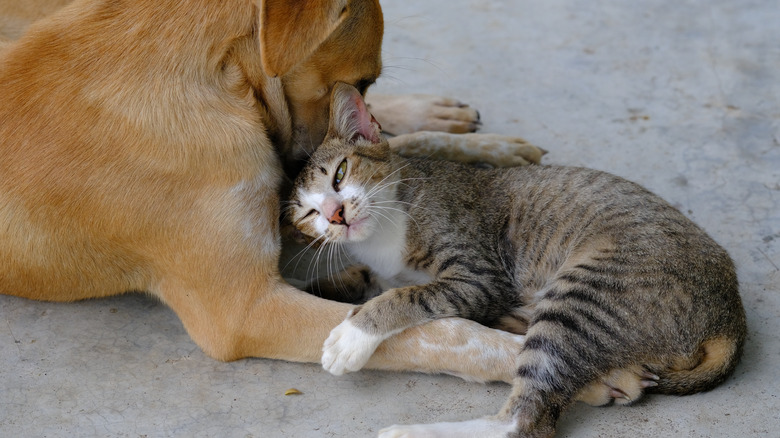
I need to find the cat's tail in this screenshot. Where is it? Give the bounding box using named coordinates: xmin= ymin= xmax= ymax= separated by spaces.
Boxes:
xmin=650 ymin=334 xmax=745 ymax=395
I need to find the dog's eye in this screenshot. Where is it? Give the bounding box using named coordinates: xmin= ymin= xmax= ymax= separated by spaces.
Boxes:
xmin=333 ymin=159 xmax=348 ymax=190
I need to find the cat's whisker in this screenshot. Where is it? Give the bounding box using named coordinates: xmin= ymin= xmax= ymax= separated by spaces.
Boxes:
xmin=364 ymin=158 xmax=387 ymax=183
xmin=366 ymin=207 xmax=396 ymax=232
xmin=301 ymin=234 xmax=360 ymax=301
xmin=305 ymin=243 xmax=322 ymax=288
xmin=327 ymin=250 xmax=344 ymax=297
xmin=365 ymin=173 xmax=427 ymax=199
xmin=323 ymin=239 xmax=332 ymax=283
xmin=316 ymin=237 xmax=337 ymax=294
xmin=333 ymin=245 xmax=356 ymax=299
xmin=364 ymin=156 xmax=413 ymax=185
xmin=328 ymin=244 xmax=345 ymax=295
xmin=372 ymin=199 xmax=433 ymax=220
xmin=364 ymin=162 xmax=416 ymax=198
xmin=372 ymin=199 xmax=429 ymax=211
xmin=367 ymin=175 xmax=429 ymax=200
xmin=281 ymin=233 xmax=327 ymax=274
xmin=307 ymin=235 xmax=332 ymax=290
xmin=341 ymin=245 xmax=357 ymax=275
xmin=370 ymin=204 xmax=411 ymax=218
xmin=327 ymin=240 xmax=343 ymax=288
xmin=371 ymin=204 xmax=422 ymax=232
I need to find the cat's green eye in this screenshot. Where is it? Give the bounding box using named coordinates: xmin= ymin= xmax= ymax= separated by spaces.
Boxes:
xmin=333 ymin=159 xmax=348 ymax=189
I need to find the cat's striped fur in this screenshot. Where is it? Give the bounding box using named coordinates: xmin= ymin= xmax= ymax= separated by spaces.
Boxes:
xmin=287 ymin=83 xmax=746 ymax=437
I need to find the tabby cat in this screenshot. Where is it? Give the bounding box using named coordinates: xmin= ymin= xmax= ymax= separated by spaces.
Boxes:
xmin=286 ymin=83 xmax=746 ymax=438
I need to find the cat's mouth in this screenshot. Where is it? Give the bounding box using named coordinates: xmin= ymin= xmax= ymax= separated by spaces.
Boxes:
xmin=345 ymin=216 xmax=370 ymax=240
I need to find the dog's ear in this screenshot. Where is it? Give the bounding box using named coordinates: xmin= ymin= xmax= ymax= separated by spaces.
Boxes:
xmin=259 ymin=0 xmax=349 ymax=77
xmin=327 ymin=82 xmax=382 ymax=143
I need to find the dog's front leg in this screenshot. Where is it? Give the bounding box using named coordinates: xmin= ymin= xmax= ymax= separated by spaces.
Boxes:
xmin=365 ymin=93 xmax=482 ymax=135
xmin=157 ymin=274 xmax=521 ymax=383
xmin=389 ymin=131 xmax=546 ymax=168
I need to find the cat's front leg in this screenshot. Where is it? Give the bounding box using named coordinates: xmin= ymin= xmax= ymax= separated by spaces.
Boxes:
xmin=321 ymin=284 xmax=453 ymax=376
xmin=322 ymin=308 xmax=403 ymax=375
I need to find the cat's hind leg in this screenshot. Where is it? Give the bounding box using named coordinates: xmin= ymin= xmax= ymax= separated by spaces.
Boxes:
xmin=576 ymin=335 xmax=742 ymax=406
xmin=373 ymin=320 xmax=609 ymax=438
xmin=575 ymin=365 xmax=660 ymax=406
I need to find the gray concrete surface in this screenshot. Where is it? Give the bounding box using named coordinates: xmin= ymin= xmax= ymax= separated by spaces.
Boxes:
xmin=2 ymin=0 xmax=779 ymax=436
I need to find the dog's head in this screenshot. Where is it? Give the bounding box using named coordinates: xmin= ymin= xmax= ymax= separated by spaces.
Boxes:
xmin=259 ymin=0 xmax=383 ymax=171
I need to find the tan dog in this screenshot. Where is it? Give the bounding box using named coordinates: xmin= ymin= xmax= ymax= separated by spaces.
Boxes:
xmin=0 ymin=0 xmax=542 ymax=382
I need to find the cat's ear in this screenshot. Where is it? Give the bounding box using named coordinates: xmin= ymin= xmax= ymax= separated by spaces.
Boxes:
xmin=327 ymin=82 xmax=382 ymax=143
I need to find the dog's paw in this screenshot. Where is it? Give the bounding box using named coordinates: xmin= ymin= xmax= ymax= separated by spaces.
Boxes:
xmin=390 ymin=132 xmax=546 ymax=168
xmin=322 ymin=317 xmax=385 ymax=375
xmin=455 ymin=133 xmax=546 ymax=167
xmin=366 ymin=93 xmax=481 ymax=135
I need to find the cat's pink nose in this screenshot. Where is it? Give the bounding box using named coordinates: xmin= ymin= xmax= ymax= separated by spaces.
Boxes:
xmin=329 ymin=206 xmax=346 ymax=225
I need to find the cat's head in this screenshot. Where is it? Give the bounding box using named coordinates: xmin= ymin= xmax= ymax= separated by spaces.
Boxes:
xmin=288 ymin=82 xmax=395 ymax=244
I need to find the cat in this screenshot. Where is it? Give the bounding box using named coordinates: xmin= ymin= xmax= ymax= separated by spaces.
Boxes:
xmin=285 ymin=82 xmax=747 ymax=438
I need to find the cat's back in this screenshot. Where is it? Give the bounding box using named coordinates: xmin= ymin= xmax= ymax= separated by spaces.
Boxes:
xmin=397 ymin=159 xmax=717 ymax=253
xmin=400 ymin=159 xmax=689 ymax=235
xmin=397 ymin=156 xmax=512 ymax=226
xmin=397 ymin=157 xmax=733 ymax=275
xmin=503 ymin=164 xmax=739 ymax=325
xmin=499 ymin=164 xmax=712 ymax=246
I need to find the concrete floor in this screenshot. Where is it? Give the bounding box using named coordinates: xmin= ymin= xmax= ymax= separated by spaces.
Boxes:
xmin=2 ymin=0 xmax=779 ymax=436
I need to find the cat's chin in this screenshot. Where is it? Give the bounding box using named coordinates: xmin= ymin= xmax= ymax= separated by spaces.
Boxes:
xmin=345 ymin=216 xmax=373 ymax=242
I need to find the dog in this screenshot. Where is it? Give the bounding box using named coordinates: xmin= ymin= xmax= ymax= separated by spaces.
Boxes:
xmin=0 ymin=0 xmax=544 ymax=382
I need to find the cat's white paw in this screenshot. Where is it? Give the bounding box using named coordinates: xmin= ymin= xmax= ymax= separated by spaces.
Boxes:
xmin=322 ymin=317 xmax=385 ymax=375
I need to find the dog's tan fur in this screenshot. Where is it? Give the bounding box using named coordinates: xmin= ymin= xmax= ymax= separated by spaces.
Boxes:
xmin=0 ymin=0 xmax=536 ymax=382
xmin=0 ymin=0 xmax=73 ymax=41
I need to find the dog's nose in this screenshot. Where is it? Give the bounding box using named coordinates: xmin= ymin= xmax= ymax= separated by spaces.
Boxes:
xmin=329 ymin=206 xmax=346 ymax=225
